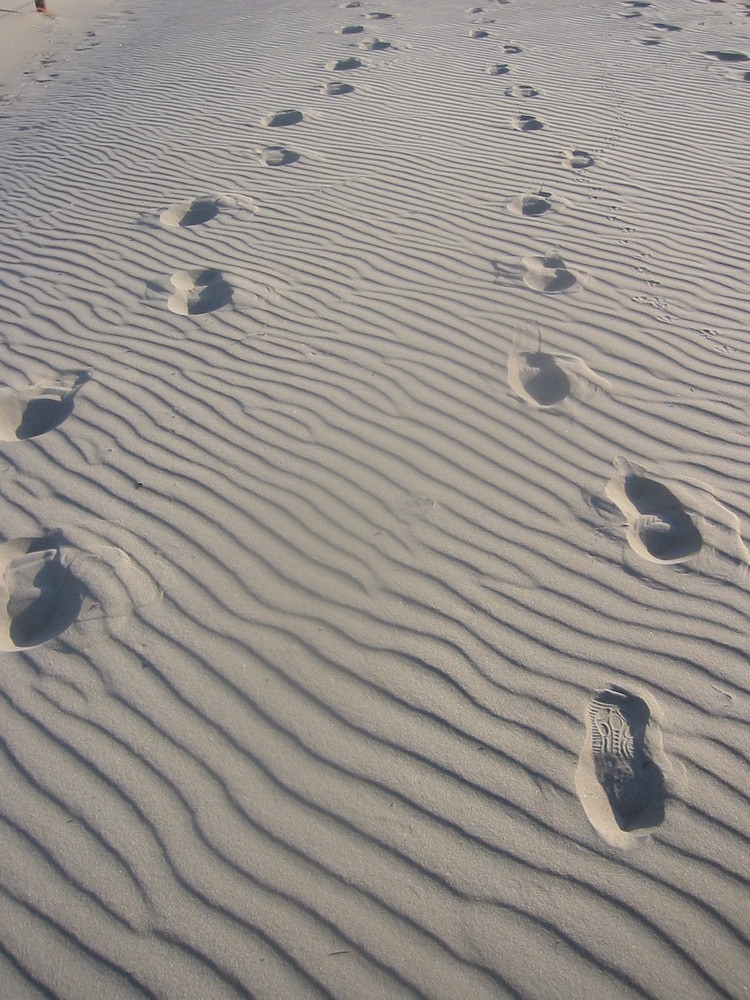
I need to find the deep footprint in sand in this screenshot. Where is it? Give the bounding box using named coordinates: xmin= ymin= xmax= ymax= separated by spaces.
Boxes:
xmin=0 ymin=372 xmax=88 ymax=442
xmin=259 ymin=145 xmax=300 ymax=167
xmin=512 ymin=113 xmax=544 ymax=131
xmin=606 ymin=456 xmax=702 ymax=563
xmin=168 ymin=269 xmax=234 ymax=316
xmin=487 ymin=62 xmax=510 ymax=75
xmin=522 ymin=254 xmax=577 ymax=292
xmin=0 ymin=536 xmax=82 ymax=651
xmin=160 ymin=194 xmax=255 ymax=228
xmin=503 ymin=42 xmax=522 ymax=53
xmin=576 ymin=686 xmax=669 ymax=847
xmin=508 ymin=190 xmax=553 ymax=216
xmin=563 ymin=148 xmax=595 ymax=169
xmin=322 ymin=81 xmax=354 ymax=95
xmin=261 ymin=109 xmax=304 ymax=127
xmin=507 ymin=346 xmax=607 ymax=407
xmin=325 ymin=56 xmax=363 ymax=71
xmin=704 ymin=49 xmax=748 ymax=61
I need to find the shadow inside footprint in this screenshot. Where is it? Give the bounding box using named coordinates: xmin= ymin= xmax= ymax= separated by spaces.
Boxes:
xmin=522 ymin=255 xmax=577 ymax=293
xmin=322 ymin=81 xmax=354 ymax=95
xmin=565 ymin=148 xmax=595 ymax=169
xmin=513 ymin=114 xmax=543 ymax=131
xmin=582 ymin=687 xmax=666 ymax=839
xmin=261 ymin=109 xmax=303 ymax=127
xmin=513 ymin=351 xmax=571 ymax=406
xmin=704 ymin=49 xmax=748 ymax=61
xmin=623 ymin=475 xmax=702 ymax=561
xmin=326 ymin=56 xmax=362 ymax=71
xmin=0 ymin=535 xmax=83 ymax=651
xmin=0 ymin=372 xmax=88 ymax=442
xmin=161 ymin=196 xmax=220 ymax=228
xmin=520 ymin=193 xmax=551 ymax=216
xmin=487 ymin=62 xmax=510 ymax=75
xmin=168 ymin=269 xmax=234 ymax=316
xmin=260 ymin=146 xmax=300 ymax=166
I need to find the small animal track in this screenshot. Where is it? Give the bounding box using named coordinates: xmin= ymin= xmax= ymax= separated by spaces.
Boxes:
xmin=522 ymin=255 xmax=577 ymax=292
xmin=505 ymin=84 xmax=539 ymax=97
xmin=606 ymin=456 xmax=702 ymax=563
xmin=261 ymin=109 xmax=304 ymax=127
xmin=0 ymin=372 xmax=88 ymax=442
xmin=563 ymin=148 xmax=595 ymax=169
xmin=512 ymin=113 xmax=544 ymax=131
xmin=325 ymin=56 xmax=363 ymax=71
xmin=322 ymin=81 xmax=354 ymax=95
xmin=0 ymin=536 xmax=82 ymax=651
xmin=576 ymin=686 xmax=668 ymax=846
xmin=259 ymin=146 xmax=300 ymax=166
xmin=168 ymin=269 xmax=234 ymax=316
xmin=508 ymin=190 xmax=552 ymax=216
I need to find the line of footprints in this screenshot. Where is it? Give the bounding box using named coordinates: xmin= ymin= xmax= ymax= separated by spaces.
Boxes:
xmin=3 ymin=0 xmax=742 ymax=849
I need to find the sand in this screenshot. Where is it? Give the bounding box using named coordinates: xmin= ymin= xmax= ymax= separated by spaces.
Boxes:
xmin=0 ymin=0 xmax=749 ymax=997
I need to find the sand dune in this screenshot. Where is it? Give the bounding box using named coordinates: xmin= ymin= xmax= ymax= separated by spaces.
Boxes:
xmin=0 ymin=0 xmax=749 ymax=997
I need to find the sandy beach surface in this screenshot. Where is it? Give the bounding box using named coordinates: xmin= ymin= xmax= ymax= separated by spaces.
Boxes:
xmin=1 ymin=0 xmax=749 ymax=997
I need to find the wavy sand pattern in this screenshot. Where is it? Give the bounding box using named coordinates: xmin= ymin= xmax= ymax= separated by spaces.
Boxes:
xmin=0 ymin=0 xmax=749 ymax=997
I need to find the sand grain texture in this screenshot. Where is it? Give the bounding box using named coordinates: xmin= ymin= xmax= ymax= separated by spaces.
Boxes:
xmin=1 ymin=0 xmax=749 ymax=997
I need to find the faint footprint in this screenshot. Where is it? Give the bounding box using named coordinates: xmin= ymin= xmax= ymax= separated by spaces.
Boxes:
xmin=0 ymin=372 xmax=88 ymax=442
xmin=522 ymin=254 xmax=577 ymax=292
xmin=358 ymin=38 xmax=391 ymax=50
xmin=338 ymin=24 xmax=364 ymax=33
xmin=167 ymin=269 xmax=234 ymax=316
xmin=652 ymin=21 xmax=681 ymax=30
xmin=365 ymin=11 xmax=393 ymax=18
xmin=512 ymin=113 xmax=544 ymax=131
xmin=259 ymin=146 xmax=300 ymax=166
xmin=563 ymin=148 xmax=595 ymax=169
xmin=0 ymin=536 xmax=82 ymax=651
xmin=575 ymin=686 xmax=669 ymax=848
xmin=606 ymin=456 xmax=702 ymax=563
xmin=261 ymin=109 xmax=304 ymax=127
xmin=322 ymin=81 xmax=354 ymax=95
xmin=325 ymin=56 xmax=363 ymax=71
xmin=469 ymin=27 xmax=489 ymax=38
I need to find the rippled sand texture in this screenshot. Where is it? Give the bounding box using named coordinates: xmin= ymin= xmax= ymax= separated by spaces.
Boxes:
xmin=1 ymin=0 xmax=749 ymax=997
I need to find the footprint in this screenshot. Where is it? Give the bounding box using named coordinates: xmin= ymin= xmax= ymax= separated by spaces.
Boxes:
xmin=365 ymin=11 xmax=393 ymax=18
xmin=505 ymin=83 xmax=539 ymax=97
xmin=260 ymin=109 xmax=303 ymax=127
xmin=508 ymin=346 xmax=607 ymax=407
xmin=259 ymin=146 xmax=300 ymax=166
xmin=0 ymin=372 xmax=88 ymax=442
xmin=704 ymin=49 xmax=748 ymax=61
xmin=503 ymin=43 xmax=522 ymax=54
xmin=338 ymin=24 xmax=364 ymax=33
xmin=521 ymin=255 xmax=577 ymax=292
xmin=486 ymin=62 xmax=510 ymax=75
xmin=512 ymin=113 xmax=543 ymax=131
xmin=652 ymin=21 xmax=681 ymax=30
xmin=325 ymin=56 xmax=363 ymax=71
xmin=322 ymin=81 xmax=354 ymax=95
xmin=0 ymin=536 xmax=82 ymax=651
xmin=575 ymin=686 xmax=668 ymax=848
xmin=469 ymin=27 xmax=489 ymax=38
xmin=605 ymin=456 xmax=702 ymax=563
xmin=167 ymin=269 xmax=234 ymax=316
xmin=563 ymin=148 xmax=595 ymax=169
xmin=507 ymin=190 xmax=552 ymax=216
xmin=159 ymin=194 xmax=255 ymax=228
xmin=358 ymin=38 xmax=391 ymax=50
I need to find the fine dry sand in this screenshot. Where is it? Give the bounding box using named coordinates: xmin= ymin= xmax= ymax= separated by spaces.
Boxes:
xmin=0 ymin=0 xmax=749 ymax=997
